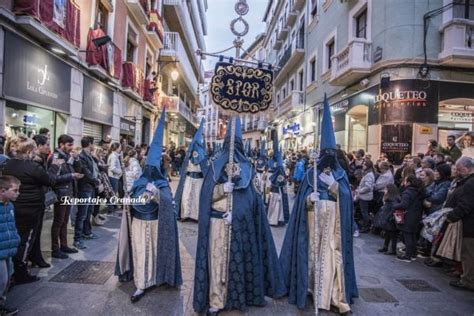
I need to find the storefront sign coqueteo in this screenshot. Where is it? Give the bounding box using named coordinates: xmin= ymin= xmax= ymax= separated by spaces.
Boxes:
xmin=3 ymin=31 xmax=71 ymax=113
xmin=211 ymin=62 xmax=273 ymax=114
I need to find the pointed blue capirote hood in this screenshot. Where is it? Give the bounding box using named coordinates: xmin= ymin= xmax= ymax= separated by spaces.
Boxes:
xmin=146 ymin=108 xmax=166 ymax=169
xmin=320 ymin=93 xmax=336 ymax=150
xmin=188 ymin=118 xmax=207 ymax=164
xmin=212 ymin=116 xmax=252 ymax=188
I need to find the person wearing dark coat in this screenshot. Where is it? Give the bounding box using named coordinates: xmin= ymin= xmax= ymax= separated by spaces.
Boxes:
xmin=373 ymin=184 xmax=400 ymax=255
xmin=2 ymin=136 xmax=66 ymax=283
xmin=48 ymin=135 xmax=83 ymax=259
xmin=445 ymin=157 xmax=474 ymax=291
xmin=393 ymin=175 xmax=424 ymax=262
xmin=424 ymin=163 xmax=451 ymax=214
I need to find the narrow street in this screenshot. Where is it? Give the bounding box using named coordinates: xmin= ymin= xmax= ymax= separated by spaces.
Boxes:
xmin=7 ymin=180 xmax=474 ymax=316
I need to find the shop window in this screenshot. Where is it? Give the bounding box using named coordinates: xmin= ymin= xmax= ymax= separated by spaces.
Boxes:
xmin=326 ymin=38 xmax=335 ymax=70
xmin=355 ymin=8 xmax=367 ymax=39
xmin=309 ymin=57 xmax=316 ymax=82
xmin=95 ymin=1 xmax=109 ymax=32
xmin=126 ymin=26 xmax=138 ymax=63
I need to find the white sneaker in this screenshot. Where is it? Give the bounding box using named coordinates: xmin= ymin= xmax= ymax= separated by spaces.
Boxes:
xmin=353 ymin=230 xmax=360 ymax=238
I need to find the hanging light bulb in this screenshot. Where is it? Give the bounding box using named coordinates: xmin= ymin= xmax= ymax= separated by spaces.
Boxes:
xmin=171 ymin=70 xmax=179 ymax=81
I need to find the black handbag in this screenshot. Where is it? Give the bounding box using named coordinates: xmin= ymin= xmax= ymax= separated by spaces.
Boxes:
xmin=44 ymin=161 xmax=62 ymax=207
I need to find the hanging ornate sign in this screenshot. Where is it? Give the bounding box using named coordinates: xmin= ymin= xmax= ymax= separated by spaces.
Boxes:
xmin=211 ymin=62 xmax=273 ymax=114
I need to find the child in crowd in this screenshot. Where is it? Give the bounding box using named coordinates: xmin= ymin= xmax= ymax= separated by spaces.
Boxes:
xmin=0 ymin=175 xmax=21 ymax=315
xmin=374 ymin=184 xmax=400 ymax=255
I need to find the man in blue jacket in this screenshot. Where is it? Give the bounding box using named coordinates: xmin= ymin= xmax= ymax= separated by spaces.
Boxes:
xmin=0 ymin=175 xmax=21 ymax=316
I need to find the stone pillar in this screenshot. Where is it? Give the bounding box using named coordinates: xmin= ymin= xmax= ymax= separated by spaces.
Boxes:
xmin=111 ymin=92 xmax=121 ymax=142
xmin=68 ymin=68 xmax=84 ymax=146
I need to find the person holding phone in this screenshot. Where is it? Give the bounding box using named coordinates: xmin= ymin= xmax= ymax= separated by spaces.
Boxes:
xmin=48 ymin=135 xmax=84 ymax=259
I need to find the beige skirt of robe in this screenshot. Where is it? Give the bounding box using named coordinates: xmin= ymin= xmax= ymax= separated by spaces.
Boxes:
xmin=208 ymin=184 xmax=230 ymax=310
xmin=181 ymin=163 xmax=204 ymax=220
xmin=131 ymin=218 xmax=159 ymax=290
xmin=307 ymin=190 xmax=351 ymax=313
xmin=267 ymin=192 xmax=284 ymax=226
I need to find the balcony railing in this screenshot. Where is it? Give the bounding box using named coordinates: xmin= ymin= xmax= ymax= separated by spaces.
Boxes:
xmin=146 ymin=10 xmax=164 ymax=48
xmin=159 ymin=95 xmax=197 ymax=126
xmin=12 ymin=0 xmax=81 ymax=49
xmin=162 ymin=32 xmax=198 ymax=93
xmin=125 ymin=0 xmax=149 ymax=24
xmin=86 ymin=28 xmax=122 ymax=80
xmin=330 ymin=39 xmax=371 ymax=85
xmin=163 ymin=0 xmax=201 ymax=72
xmin=439 ymin=18 xmax=474 ymax=67
xmin=122 ymin=62 xmax=145 ymax=98
xmin=278 ymin=90 xmax=304 ymax=117
xmin=275 ymin=38 xmax=304 ymax=79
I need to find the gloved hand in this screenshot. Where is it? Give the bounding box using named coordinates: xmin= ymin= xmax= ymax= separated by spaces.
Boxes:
xmin=319 ymin=172 xmax=335 ymax=187
xmin=309 ymin=192 xmax=320 ymax=202
xmin=223 ymin=182 xmax=234 ymax=193
xmin=146 ymin=183 xmax=158 ymax=194
xmin=223 ymin=211 xmax=232 ymax=225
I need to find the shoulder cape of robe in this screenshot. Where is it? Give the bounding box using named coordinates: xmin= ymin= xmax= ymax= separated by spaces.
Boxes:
xmin=193 ymin=161 xmax=286 ymax=313
xmin=115 ymin=184 xmax=183 ymax=287
xmin=175 ymin=151 xmax=209 ymax=219
xmin=279 ymin=167 xmax=358 ymax=309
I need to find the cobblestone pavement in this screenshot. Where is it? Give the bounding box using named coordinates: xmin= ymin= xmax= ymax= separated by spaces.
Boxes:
xmin=8 ymin=178 xmax=474 ymax=315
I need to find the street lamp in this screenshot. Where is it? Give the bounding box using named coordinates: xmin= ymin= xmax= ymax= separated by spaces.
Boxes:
xmin=171 ymin=69 xmax=179 ymax=81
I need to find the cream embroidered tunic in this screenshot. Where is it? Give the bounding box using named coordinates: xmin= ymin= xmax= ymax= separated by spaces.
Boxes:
xmin=181 ymin=163 xmax=203 ymax=220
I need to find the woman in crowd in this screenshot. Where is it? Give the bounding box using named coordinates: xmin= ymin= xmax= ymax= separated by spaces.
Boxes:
xmin=355 ymin=159 xmax=375 ymax=233
xmin=107 ymin=142 xmax=123 ymax=213
xmin=91 ymin=147 xmax=109 ymax=226
xmin=419 ymin=168 xmax=436 ymax=200
xmin=424 ymin=163 xmax=452 ymax=214
xmin=393 ymin=175 xmax=424 ymax=263
xmin=461 ymin=132 xmax=474 ymax=158
xmin=375 ymin=184 xmax=400 ymax=255
xmin=2 ymin=136 xmax=67 ymax=283
xmin=124 ymin=149 xmax=142 ymax=193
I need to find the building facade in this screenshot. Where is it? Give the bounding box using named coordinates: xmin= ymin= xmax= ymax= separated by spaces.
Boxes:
xmin=261 ymin=0 xmax=474 ymax=163
xmin=0 ymin=0 xmax=206 ymax=148
xmin=239 ymin=33 xmax=269 ymax=149
xmin=263 ymin=0 xmax=310 ymax=150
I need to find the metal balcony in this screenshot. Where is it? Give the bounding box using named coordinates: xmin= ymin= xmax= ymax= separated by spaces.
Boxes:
xmin=122 ymin=62 xmax=145 ymax=100
xmin=273 ymin=39 xmax=283 ymax=50
xmin=277 ymin=26 xmax=290 ymax=41
xmin=86 ymin=28 xmax=122 ymax=82
xmin=439 ymin=18 xmax=474 ymax=67
xmin=125 ymin=0 xmax=149 ymax=25
xmin=146 ymin=10 xmax=164 ymax=49
xmin=274 ymin=38 xmax=305 ymax=84
xmin=6 ymin=1 xmax=80 ymax=55
xmin=286 ymin=9 xmax=298 ymax=27
xmin=278 ymin=91 xmax=304 ymax=117
xmin=161 ymin=32 xmax=199 ymax=94
xmin=294 ymin=0 xmax=305 ymax=11
xmin=160 ymin=95 xmax=198 ymax=126
xmin=330 ymin=39 xmax=371 ymax=86
xmin=163 ymin=0 xmax=202 ymax=75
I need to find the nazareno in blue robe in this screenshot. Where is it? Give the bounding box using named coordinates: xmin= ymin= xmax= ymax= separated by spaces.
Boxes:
xmin=279 ymin=150 xmax=358 ymax=309
xmin=115 ymin=108 xmax=182 ymax=288
xmin=193 ymin=118 xmax=286 ymax=313
xmin=175 ymin=120 xmax=208 ymax=219
xmin=267 ymin=132 xmax=289 ymax=224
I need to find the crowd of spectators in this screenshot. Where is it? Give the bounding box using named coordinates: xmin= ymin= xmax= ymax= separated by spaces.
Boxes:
xmin=0 ymin=129 xmax=153 ymax=314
